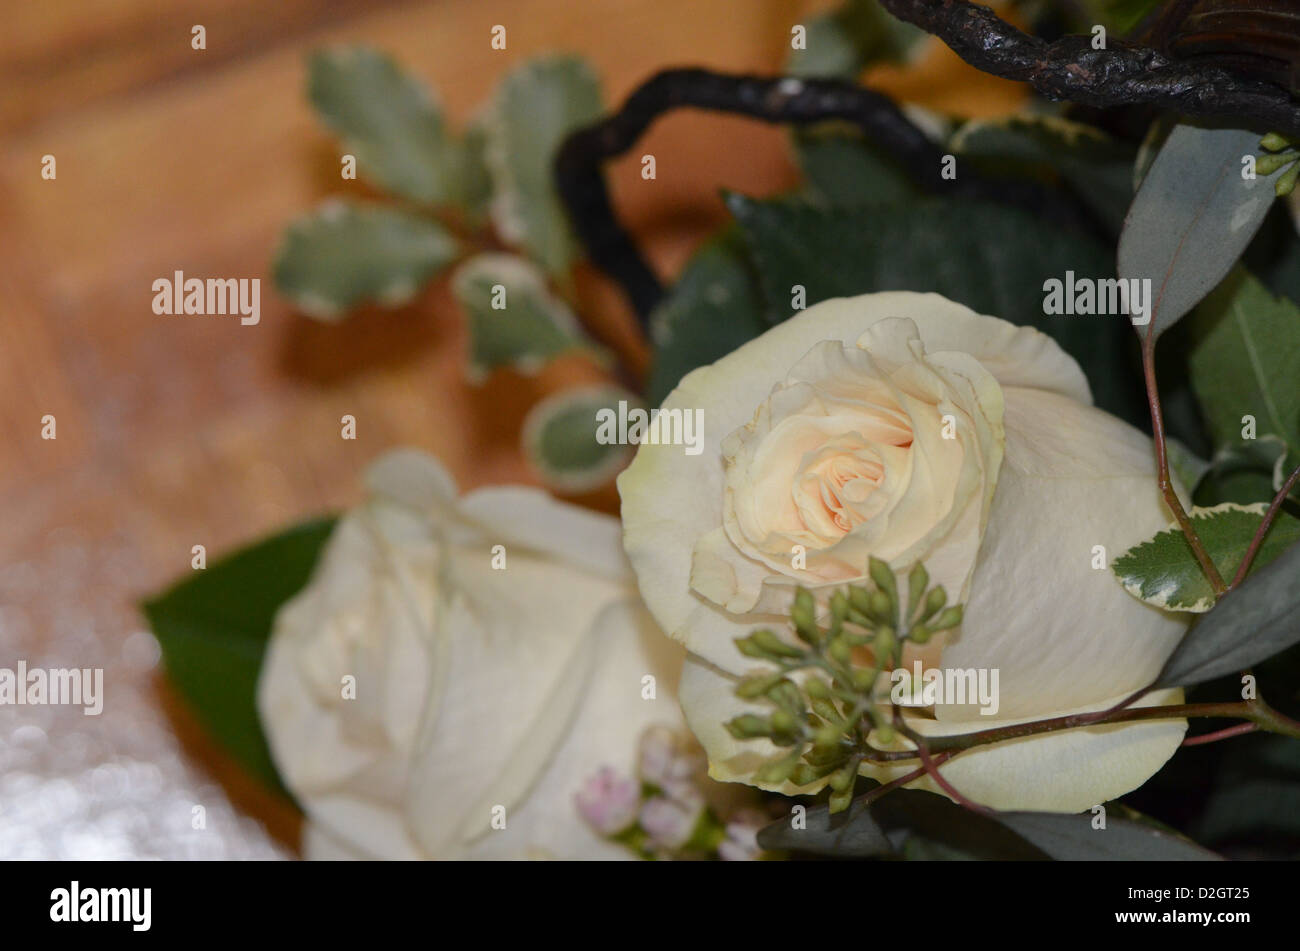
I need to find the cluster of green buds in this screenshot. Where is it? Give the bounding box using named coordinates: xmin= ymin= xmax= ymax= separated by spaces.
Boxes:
xmin=1258 ymin=133 xmax=1300 ymax=196
xmin=725 ymin=557 xmax=964 ymax=814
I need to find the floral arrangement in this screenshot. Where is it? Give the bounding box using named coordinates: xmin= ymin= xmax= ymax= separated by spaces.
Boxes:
xmin=144 ymin=0 xmax=1300 ymax=860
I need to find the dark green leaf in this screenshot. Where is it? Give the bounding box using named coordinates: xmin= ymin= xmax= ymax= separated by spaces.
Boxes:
xmin=726 ymin=193 xmax=1147 ymax=425
xmin=995 ymin=810 xmax=1222 ymax=861
xmin=274 ymin=201 xmax=458 ymax=321
xmin=308 ymin=47 xmax=453 ymax=203
xmin=950 ymin=113 xmax=1136 ymax=233
xmin=647 ymin=230 xmax=767 ymax=407
xmin=1188 ymin=270 xmax=1300 ymax=473
xmin=142 ymin=517 xmax=338 ymax=796
xmin=1113 ymin=503 xmax=1300 ymax=613
xmin=794 ymin=125 xmax=920 ymax=209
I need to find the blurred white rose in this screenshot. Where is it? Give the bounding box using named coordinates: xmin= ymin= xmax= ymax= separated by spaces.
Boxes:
xmin=258 ymin=449 xmax=685 ymax=859
xmin=619 ymin=292 xmax=1191 ymax=812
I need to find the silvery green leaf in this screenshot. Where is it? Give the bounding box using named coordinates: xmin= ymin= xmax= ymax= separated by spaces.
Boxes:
xmin=486 ymin=56 xmax=603 ymax=274
xmin=308 ymin=47 xmax=454 ymax=204
xmin=787 ymin=0 xmax=926 ymax=78
xmin=452 ymin=252 xmax=605 ymax=380
xmin=274 ymin=201 xmax=458 ymax=321
xmin=523 ymin=384 xmax=637 ymax=494
xmin=1119 ymin=125 xmax=1281 ymax=340
xmin=449 ymin=116 xmax=493 ymax=227
xmin=1156 ymin=536 xmax=1300 ymax=688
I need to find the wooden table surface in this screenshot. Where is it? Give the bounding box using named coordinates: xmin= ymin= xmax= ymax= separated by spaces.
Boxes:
xmin=0 ymin=0 xmax=1023 ymax=858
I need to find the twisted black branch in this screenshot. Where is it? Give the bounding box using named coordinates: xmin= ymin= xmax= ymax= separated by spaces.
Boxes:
xmin=880 ymin=0 xmax=1300 ymax=136
xmin=554 ymin=67 xmax=1093 ymax=323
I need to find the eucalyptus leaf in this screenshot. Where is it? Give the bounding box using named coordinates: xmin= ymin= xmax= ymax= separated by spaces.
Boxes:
xmin=647 ymin=230 xmax=767 ymax=406
xmin=995 ymin=810 xmax=1222 ymax=861
xmin=1188 ymin=270 xmax=1300 ymax=472
xmin=274 ymin=201 xmax=459 ymax=321
xmin=486 ymin=56 xmax=603 ymax=274
xmin=1167 ymin=438 xmax=1212 ymax=498
xmin=758 ymin=787 xmax=1215 ymax=859
xmin=726 ymin=193 xmax=1147 ymax=426
xmin=1113 ymin=503 xmax=1300 ymax=613
xmin=1118 ymin=124 xmax=1280 ymax=340
xmin=449 ymin=117 xmax=493 ymax=227
xmin=1156 ymin=536 xmax=1300 ymax=688
xmin=452 ymin=252 xmax=605 ymax=380
xmin=142 ymin=517 xmax=338 ymax=796
xmin=308 ymin=47 xmax=453 ymax=204
xmin=523 ymin=384 xmax=637 ymax=494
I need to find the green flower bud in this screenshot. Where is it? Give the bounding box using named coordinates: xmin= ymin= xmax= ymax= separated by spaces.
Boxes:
xmin=1256 ymin=150 xmax=1298 ymax=176
xmin=810 ymin=697 xmax=842 ymax=723
xmin=851 ymin=666 xmax=877 ymax=692
xmin=828 ymin=637 xmax=852 ymax=666
xmin=873 ymin=723 xmax=896 ymax=746
xmin=791 ymin=588 xmax=819 ymax=644
xmin=848 ymin=586 xmax=873 ymax=616
xmin=770 ymin=708 xmax=797 ymax=736
xmin=868 ymin=589 xmax=894 ymax=626
xmin=929 ymin=605 xmax=964 ymax=632
xmin=910 ymin=624 xmax=931 ymax=644
xmin=813 ymin=724 xmax=842 ymax=749
xmin=1261 ymin=131 xmax=1295 ymax=152
xmin=755 ymin=753 xmax=799 ymax=786
xmin=907 ymin=562 xmax=928 ymax=618
xmin=770 ymin=681 xmax=807 ymax=716
xmin=789 ymin=763 xmax=824 ymax=787
xmin=804 ymin=676 xmax=832 ymax=700
xmin=918 ymin=585 xmax=947 ymax=622
xmin=868 ymin=556 xmax=898 ymax=608
xmin=829 ymin=760 xmax=857 ymax=793
xmin=828 ymin=785 xmax=854 ymax=815
xmin=873 ymin=626 xmax=896 ymax=659
xmin=726 ymin=714 xmax=772 ymax=739
xmin=747 ymin=628 xmax=805 ymax=659
xmin=1277 ymin=161 xmax=1300 ymax=197
xmin=735 ymin=672 xmax=787 ymax=699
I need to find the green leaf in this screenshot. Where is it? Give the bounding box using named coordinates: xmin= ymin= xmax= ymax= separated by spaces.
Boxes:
xmin=1188 ymin=270 xmax=1300 ymax=474
xmin=1197 ymin=435 xmax=1294 ymax=507
xmin=308 ymin=47 xmax=454 ymax=204
xmin=142 ymin=517 xmax=338 ymax=796
xmin=1156 ymin=536 xmax=1300 ymax=688
xmin=787 ymin=0 xmax=926 ymax=78
xmin=950 ymin=113 xmax=1136 ymax=232
xmin=647 ymin=230 xmax=767 ymax=407
xmin=274 ymin=201 xmax=459 ymax=321
xmin=486 ymin=56 xmax=603 ymax=274
xmin=793 ymin=125 xmax=920 ymax=209
xmin=1118 ymin=124 xmax=1281 ymax=340
xmin=452 ymin=252 xmax=605 ymax=379
xmin=1167 ymin=437 xmax=1212 ymax=498
xmin=1114 ymin=503 xmax=1300 ymax=613
xmin=726 ymin=193 xmax=1148 ymax=426
xmin=522 ymin=384 xmax=637 ymax=494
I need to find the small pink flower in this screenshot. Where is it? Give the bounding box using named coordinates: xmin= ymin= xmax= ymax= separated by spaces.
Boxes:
xmin=717 ymin=809 xmax=766 ymax=861
xmin=638 ymin=724 xmax=704 ymax=795
xmin=575 ymin=766 xmax=640 ymax=836
xmin=640 ymin=789 xmax=704 ymax=851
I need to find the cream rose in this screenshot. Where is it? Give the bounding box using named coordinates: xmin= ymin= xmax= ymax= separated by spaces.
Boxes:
xmin=619 ymin=292 xmax=1190 ymax=813
xmin=258 ymin=449 xmax=686 ymax=860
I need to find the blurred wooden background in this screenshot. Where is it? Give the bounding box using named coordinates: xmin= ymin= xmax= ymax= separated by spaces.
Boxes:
xmin=0 ymin=0 xmax=1022 ymax=857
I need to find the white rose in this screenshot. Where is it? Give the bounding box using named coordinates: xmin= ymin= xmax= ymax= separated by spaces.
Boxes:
xmin=258 ymin=449 xmax=685 ymax=859
xmin=619 ymin=292 xmax=1190 ymax=812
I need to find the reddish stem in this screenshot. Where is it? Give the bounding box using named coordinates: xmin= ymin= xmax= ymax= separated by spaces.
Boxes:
xmin=1230 ymin=460 xmax=1300 ymax=589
